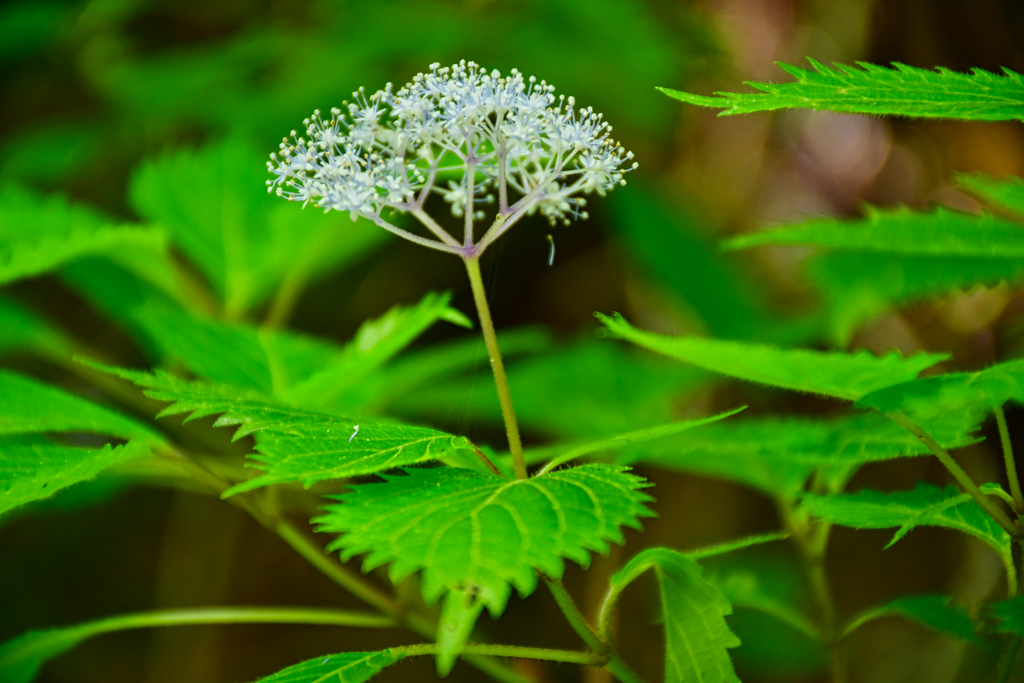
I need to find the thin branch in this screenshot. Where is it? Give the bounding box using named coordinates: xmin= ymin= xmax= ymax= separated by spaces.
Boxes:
xmin=545 ymin=579 xmax=608 ymax=654
xmin=361 ymin=211 xmax=462 ymax=253
xmin=408 ymin=208 xmax=461 ymax=248
xmin=995 ymin=406 xmax=1024 ymax=515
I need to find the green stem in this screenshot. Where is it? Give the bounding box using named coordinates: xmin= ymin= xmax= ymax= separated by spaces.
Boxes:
xmin=996 ymin=636 xmax=1023 ymax=683
xmin=604 ymin=654 xmax=648 ymax=683
xmin=159 ymin=447 xmax=529 ymax=683
xmin=887 ymin=411 xmax=1024 ymax=540
xmin=463 ymin=255 xmax=527 ymax=479
xmin=545 ymin=579 xmax=608 ymax=654
xmin=995 ymin=407 xmax=1024 ymax=515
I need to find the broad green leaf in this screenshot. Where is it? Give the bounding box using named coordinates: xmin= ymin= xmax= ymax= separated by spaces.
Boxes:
xmin=0 ymin=296 xmax=67 ymax=356
xmin=0 ymin=440 xmax=150 ymax=518
xmin=0 ymin=184 xmax=173 ymax=290
xmin=394 ymin=338 xmax=705 ymax=438
xmin=628 ymin=411 xmax=984 ymax=498
xmin=958 ymin=172 xmax=1024 ymax=218
xmin=317 ymin=464 xmax=653 ymax=614
xmin=82 ymin=361 xmax=474 ymax=494
xmin=610 ymin=548 xmax=740 ymax=683
xmin=250 ymin=650 xmax=407 ymax=683
xmin=0 ymin=371 xmax=160 ymax=442
xmin=129 ymin=138 xmax=386 ymax=317
xmin=660 ymin=60 xmax=1024 ymax=121
xmin=722 ymin=205 xmax=1024 ymax=256
xmin=435 ymin=588 xmax=485 ymax=677
xmin=990 ymin=595 xmax=1024 ymax=636
xmin=841 ymin=595 xmax=979 ymax=642
xmin=799 ymin=483 xmax=1013 ymax=571
xmin=857 ymin=358 xmax=1024 ymax=416
xmin=598 ymin=313 xmax=947 ymax=401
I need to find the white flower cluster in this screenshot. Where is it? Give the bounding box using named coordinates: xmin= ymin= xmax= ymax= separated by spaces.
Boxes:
xmin=267 ymin=61 xmax=637 ymax=255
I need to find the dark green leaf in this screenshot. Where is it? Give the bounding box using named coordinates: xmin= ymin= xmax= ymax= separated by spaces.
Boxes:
xmin=661 ymin=60 xmax=1024 ymax=121
xmin=317 ymin=464 xmax=653 ymax=614
xmin=990 ymin=596 xmax=1024 ymax=636
xmin=598 ymin=313 xmax=947 ymax=401
xmin=0 ymin=296 xmax=68 ymax=356
xmin=958 ymin=172 xmax=1024 ymax=218
xmin=610 ymin=548 xmax=740 ymax=683
xmin=842 ymin=595 xmax=979 ymax=642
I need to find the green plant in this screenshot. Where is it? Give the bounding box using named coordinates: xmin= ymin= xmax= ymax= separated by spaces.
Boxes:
xmin=3 ymin=51 xmax=1024 ymax=683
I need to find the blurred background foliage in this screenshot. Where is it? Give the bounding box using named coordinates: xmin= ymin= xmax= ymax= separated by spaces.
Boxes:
xmin=2 ymin=0 xmax=1024 ymax=682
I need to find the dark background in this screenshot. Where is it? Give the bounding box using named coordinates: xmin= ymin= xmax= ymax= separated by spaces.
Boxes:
xmin=2 ymin=1 xmax=1024 ymax=682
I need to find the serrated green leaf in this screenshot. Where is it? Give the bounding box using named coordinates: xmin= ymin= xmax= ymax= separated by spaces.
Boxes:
xmin=81 ymin=360 xmax=473 ymax=494
xmin=842 ymin=595 xmax=979 ymax=642
xmin=799 ymin=483 xmax=1013 ymax=566
xmin=317 ymin=464 xmax=654 ymax=615
xmin=0 ymin=296 xmax=68 ymax=356
xmin=128 ymin=138 xmax=386 ymax=317
xmin=723 ymin=205 xmax=1024 ymax=256
xmin=628 ymin=411 xmax=984 ymax=497
xmin=0 ymin=440 xmax=151 ymax=518
xmin=958 ymin=172 xmax=1024 ymax=218
xmin=395 ymin=338 xmax=705 ymax=439
xmin=990 ymin=595 xmax=1024 ymax=636
xmin=598 ymin=313 xmax=946 ymax=401
xmin=435 ymin=588 xmax=485 ymax=677
xmin=610 ymin=548 xmax=740 ymax=683
xmin=0 ymin=184 xmax=173 ymax=289
xmin=660 ymin=60 xmax=1024 ymax=121
xmin=857 ymin=358 xmax=1024 ymax=417
xmin=0 ymin=371 xmax=160 ymax=442
xmin=249 ymin=650 xmax=407 ymax=683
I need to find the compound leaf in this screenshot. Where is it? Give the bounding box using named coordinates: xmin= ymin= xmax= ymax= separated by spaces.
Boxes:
xmin=317 ymin=464 xmax=654 ymax=615
xmin=628 ymin=411 xmax=983 ymax=498
xmin=598 ymin=313 xmax=946 ymax=401
xmin=660 ymin=60 xmax=1024 ymax=121
xmin=83 ymin=361 xmax=474 ymax=494
xmin=723 ymin=205 xmax=1024 ymax=256
xmin=0 ymin=371 xmax=160 ymax=442
xmin=0 ymin=184 xmax=173 ymax=290
xmin=0 ymin=440 xmax=151 ymax=518
xmin=251 ymin=650 xmax=407 ymax=683
xmin=842 ymin=595 xmax=979 ymax=642
xmin=799 ymin=483 xmax=1013 ymax=565
xmin=857 ymin=358 xmax=1024 ymax=416
xmin=610 ymin=548 xmax=740 ymax=683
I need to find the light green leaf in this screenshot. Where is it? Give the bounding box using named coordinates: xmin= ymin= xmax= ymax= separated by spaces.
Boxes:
xmin=0 ymin=440 xmax=151 ymax=518
xmin=799 ymin=483 xmax=1013 ymax=564
xmin=841 ymin=595 xmax=979 ymax=642
xmin=0 ymin=371 xmax=160 ymax=442
xmin=990 ymin=595 xmax=1024 ymax=636
xmin=628 ymin=411 xmax=984 ymax=497
xmin=0 ymin=296 xmax=67 ymax=356
xmin=0 ymin=184 xmax=172 ymax=289
xmin=857 ymin=358 xmax=1024 ymax=416
xmin=958 ymin=172 xmax=1024 ymax=218
xmin=598 ymin=313 xmax=947 ymax=401
xmin=660 ymin=60 xmax=1024 ymax=121
xmin=435 ymin=588 xmax=485 ymax=677
xmin=317 ymin=464 xmax=653 ymax=615
xmin=609 ymin=548 xmax=740 ymax=683
xmin=128 ymin=138 xmax=386 ymax=317
xmin=723 ymin=205 xmax=1024 ymax=256
xmin=82 ymin=360 xmax=473 ymax=494
xmin=250 ymin=650 xmax=407 ymax=683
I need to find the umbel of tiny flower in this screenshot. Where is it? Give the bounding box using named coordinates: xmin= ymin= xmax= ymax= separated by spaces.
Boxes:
xmin=267 ymin=60 xmax=637 ymax=258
